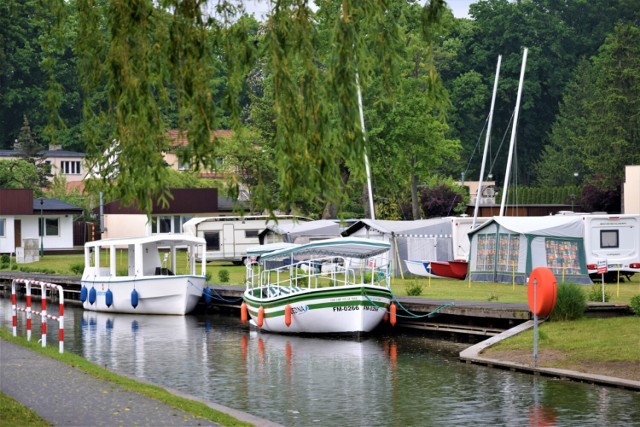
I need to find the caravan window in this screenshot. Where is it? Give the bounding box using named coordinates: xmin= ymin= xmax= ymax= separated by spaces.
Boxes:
xmin=204 ymin=231 xmax=220 ymax=251
xmin=600 ymin=230 xmax=619 ymax=249
xmin=245 ymin=230 xmax=260 ymax=238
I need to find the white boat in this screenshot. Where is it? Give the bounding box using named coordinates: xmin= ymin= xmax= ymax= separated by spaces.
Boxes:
xmin=403 ymin=259 xmax=445 ymax=279
xmin=81 ymin=234 xmax=207 ymax=315
xmin=243 ymin=237 xmax=393 ymax=334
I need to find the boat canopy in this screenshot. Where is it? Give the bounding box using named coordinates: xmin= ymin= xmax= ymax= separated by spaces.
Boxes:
xmin=257 ymin=237 xmax=390 ymax=261
xmin=247 ymin=242 xmax=299 ymax=257
xmin=84 ymin=234 xmax=206 ymax=249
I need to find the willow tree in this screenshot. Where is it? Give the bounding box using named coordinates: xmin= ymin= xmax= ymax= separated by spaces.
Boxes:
xmin=71 ymin=0 xmax=446 ymax=214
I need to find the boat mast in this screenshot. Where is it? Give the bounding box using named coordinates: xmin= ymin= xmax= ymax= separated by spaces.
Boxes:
xmin=473 ymin=55 xmax=502 ymax=228
xmin=356 ymin=73 xmax=376 ymax=220
xmin=499 ymin=48 xmax=528 ymax=216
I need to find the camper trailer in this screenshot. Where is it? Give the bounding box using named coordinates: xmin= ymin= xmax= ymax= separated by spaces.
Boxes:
xmin=182 ymin=215 xmax=310 ymax=264
xmin=581 ymin=214 xmax=640 ymax=281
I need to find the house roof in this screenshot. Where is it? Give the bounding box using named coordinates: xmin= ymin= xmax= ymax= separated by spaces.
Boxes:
xmin=167 ymin=129 xmax=233 ymax=148
xmin=98 ymin=188 xmax=219 ymax=215
xmin=0 ymin=149 xmax=84 ymax=158
xmin=33 ymin=198 xmax=83 ymax=213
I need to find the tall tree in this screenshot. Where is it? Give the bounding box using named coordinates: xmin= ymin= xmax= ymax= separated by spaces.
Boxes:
xmin=14 ymin=115 xmax=51 ymax=187
xmin=536 ymin=23 xmax=640 ymax=191
xmin=73 ymin=0 xmax=446 ymax=215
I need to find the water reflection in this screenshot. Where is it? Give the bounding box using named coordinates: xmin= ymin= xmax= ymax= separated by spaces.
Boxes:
xmin=2 ymin=298 xmax=639 ymax=426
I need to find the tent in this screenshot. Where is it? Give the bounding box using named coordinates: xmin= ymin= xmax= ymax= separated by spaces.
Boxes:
xmin=258 ymin=219 xmax=342 ymax=245
xmin=341 ymin=218 xmax=471 ymax=277
xmin=468 ymin=216 xmax=591 ymax=284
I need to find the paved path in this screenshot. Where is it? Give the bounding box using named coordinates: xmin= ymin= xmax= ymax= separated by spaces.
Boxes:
xmin=1 ymin=338 xmax=281 ymax=426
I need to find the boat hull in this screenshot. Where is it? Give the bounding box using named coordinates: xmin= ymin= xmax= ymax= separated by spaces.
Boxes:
xmin=243 ymin=285 xmax=392 ymax=334
xmin=404 ymin=260 xmax=446 ymax=279
xmin=430 ymin=261 xmax=467 ymax=280
xmin=81 ymin=275 xmax=205 ymax=315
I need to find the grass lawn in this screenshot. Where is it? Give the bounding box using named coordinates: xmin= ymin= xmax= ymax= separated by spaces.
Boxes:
xmin=0 ymin=392 xmax=52 ymax=427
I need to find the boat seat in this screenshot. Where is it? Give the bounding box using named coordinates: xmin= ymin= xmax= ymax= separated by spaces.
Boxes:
xmin=155 ymin=267 xmax=174 ymax=276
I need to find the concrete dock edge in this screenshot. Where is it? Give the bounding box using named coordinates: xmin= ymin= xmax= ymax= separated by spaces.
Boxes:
xmin=459 ymin=320 xmax=640 ymax=391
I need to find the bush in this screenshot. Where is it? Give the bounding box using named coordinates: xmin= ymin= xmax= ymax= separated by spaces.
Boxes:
xmin=550 ymin=282 xmax=586 ymax=321
xmin=405 ymin=281 xmax=423 ymax=297
xmin=630 ymin=295 xmax=640 ymax=316
xmin=1 ymin=254 xmax=10 ymax=264
xmin=586 ymin=284 xmax=611 ymax=302
xmin=218 ymin=269 xmax=230 ymax=283
xmin=205 ymin=271 xmax=212 ymax=283
xmin=70 ymin=263 xmax=84 ymax=275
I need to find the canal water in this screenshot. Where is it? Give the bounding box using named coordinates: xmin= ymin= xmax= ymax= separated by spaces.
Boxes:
xmin=2 ymin=298 xmax=639 ymax=426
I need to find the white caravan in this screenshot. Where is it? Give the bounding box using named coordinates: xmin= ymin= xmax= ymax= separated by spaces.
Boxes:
xmin=581 ymin=214 xmax=640 ymax=280
xmin=183 ymin=215 xmax=310 ymax=264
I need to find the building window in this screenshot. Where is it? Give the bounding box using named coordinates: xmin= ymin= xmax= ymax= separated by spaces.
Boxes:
xmin=61 ymin=160 xmax=82 ymax=175
xmin=39 ymin=218 xmax=59 ymax=236
xmin=152 ymin=215 xmax=193 ymax=234
xmin=177 ymin=159 xmax=190 ymax=171
xmin=600 ymin=230 xmax=619 ymax=249
xmin=0 ymin=218 xmax=5 ymax=237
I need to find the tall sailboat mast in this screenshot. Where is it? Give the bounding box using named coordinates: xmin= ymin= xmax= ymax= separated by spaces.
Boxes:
xmin=500 ymin=48 xmax=528 ymax=216
xmin=473 ymin=55 xmax=502 ymax=228
xmin=356 ymin=73 xmax=376 ymax=220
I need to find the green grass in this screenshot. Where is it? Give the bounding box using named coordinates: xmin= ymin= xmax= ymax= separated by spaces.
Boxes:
xmin=0 ymin=330 xmax=252 ymax=427
xmin=485 ymin=317 xmax=640 ymax=365
xmin=0 ymin=392 xmax=52 ymax=427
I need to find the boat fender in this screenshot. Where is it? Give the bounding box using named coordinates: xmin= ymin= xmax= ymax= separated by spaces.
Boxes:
xmin=390 ymin=303 xmax=397 ymax=327
xmin=257 ymin=306 xmax=264 ymax=328
xmin=105 ymin=289 xmax=113 ymax=307
xmin=131 ymin=288 xmax=139 ymax=309
xmin=89 ymin=287 xmax=97 ymax=305
xmin=284 ymin=304 xmax=292 ymax=327
xmin=204 ymin=287 xmax=212 ymax=304
xmin=240 ymin=302 xmax=248 ymax=324
xmin=80 ymin=286 xmax=88 ymax=303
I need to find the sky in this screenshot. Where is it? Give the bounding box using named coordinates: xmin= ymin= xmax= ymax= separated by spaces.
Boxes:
xmin=243 ymin=1 xmax=475 ymax=20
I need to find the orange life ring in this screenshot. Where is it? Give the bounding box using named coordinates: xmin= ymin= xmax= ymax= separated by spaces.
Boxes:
xmin=528 ymin=267 xmax=557 ymax=317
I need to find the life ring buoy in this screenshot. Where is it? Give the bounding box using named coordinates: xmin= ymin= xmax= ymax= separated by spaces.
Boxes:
xmin=528 ymin=267 xmax=557 ymax=317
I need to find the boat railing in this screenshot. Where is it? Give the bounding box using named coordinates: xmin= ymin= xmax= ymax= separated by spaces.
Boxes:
xmin=247 ymin=255 xmax=390 ymax=291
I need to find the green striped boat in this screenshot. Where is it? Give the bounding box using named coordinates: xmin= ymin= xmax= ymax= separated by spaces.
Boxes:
xmin=243 ymin=237 xmax=393 ymax=334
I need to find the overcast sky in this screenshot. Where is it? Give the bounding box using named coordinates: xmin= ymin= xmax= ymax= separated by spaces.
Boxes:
xmin=243 ymin=1 xmax=475 ymax=20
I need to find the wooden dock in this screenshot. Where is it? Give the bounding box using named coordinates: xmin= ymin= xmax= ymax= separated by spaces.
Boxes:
xmin=1 ymin=272 xmax=631 ymax=341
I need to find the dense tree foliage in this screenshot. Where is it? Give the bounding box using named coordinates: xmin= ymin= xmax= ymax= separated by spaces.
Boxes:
xmin=1 ymin=0 xmax=638 ymax=218
xmin=0 ymin=160 xmax=40 ymax=189
xmin=536 ymin=23 xmax=640 ymax=201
